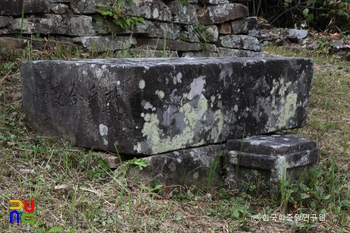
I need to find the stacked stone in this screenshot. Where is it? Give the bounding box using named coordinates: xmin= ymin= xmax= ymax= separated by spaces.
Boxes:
xmin=0 ymin=0 xmax=263 ymax=57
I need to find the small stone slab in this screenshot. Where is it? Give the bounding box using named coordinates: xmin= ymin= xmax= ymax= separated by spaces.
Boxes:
xmin=12 ymin=15 xmax=95 ymax=36
xmin=197 ymin=4 xmax=248 ymax=25
xmin=21 ymin=57 xmax=313 ymax=155
xmin=225 ymin=135 xmax=319 ymax=189
xmin=127 ymin=144 xmax=224 ymax=188
xmin=218 ymin=35 xmax=262 ymax=52
xmin=230 ymin=17 xmax=258 ymax=35
xmin=72 ymin=36 xmax=137 ymax=53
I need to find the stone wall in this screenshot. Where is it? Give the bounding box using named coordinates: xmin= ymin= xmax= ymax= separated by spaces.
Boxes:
xmin=0 ymin=0 xmax=263 ymax=57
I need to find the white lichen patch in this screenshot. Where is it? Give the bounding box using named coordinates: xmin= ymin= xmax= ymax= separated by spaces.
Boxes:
xmin=143 ymin=101 xmax=153 ymax=110
xmin=103 ymin=138 xmax=108 ymax=146
xmin=152 ymin=8 xmax=159 ymax=18
xmin=133 ymin=143 xmax=142 ymax=153
xmin=155 ymin=90 xmax=165 ymax=99
xmin=139 ymin=79 xmax=146 ymax=89
xmin=99 ymin=124 xmax=108 ymax=146
xmin=228 ymin=151 xmax=238 ymax=164
xmin=187 ymin=76 xmax=206 ymax=100
xmin=99 ymin=124 xmax=108 ymax=136
xmin=173 ymin=72 xmax=183 ymax=84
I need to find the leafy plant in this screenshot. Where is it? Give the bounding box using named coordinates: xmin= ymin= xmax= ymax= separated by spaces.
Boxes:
xmin=127 ymin=157 xmax=148 ymax=170
xmin=96 ymin=0 xmax=145 ymax=30
xmin=194 ymin=25 xmax=211 ymax=52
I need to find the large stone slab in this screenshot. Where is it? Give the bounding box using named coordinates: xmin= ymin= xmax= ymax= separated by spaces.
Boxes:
xmin=224 ymin=135 xmax=319 ymax=191
xmin=21 ymin=57 xmax=313 ymax=155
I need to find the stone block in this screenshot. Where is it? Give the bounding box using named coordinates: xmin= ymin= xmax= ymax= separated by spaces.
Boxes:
xmin=197 ymin=3 xmax=248 ymax=25
xmin=72 ymin=36 xmax=137 ymax=53
xmin=218 ymin=35 xmax=262 ymax=51
xmin=167 ymin=1 xmax=198 ymax=24
xmin=218 ymin=23 xmax=232 ymax=35
xmin=71 ymin=0 xmax=172 ymax=22
xmin=0 ymin=16 xmax=12 ymax=28
xmin=205 ymin=25 xmax=219 ymax=42
xmin=70 ymin=0 xmax=109 ymax=14
xmin=182 ymin=25 xmax=200 ymax=43
xmin=127 ymin=144 xmax=224 ymax=188
xmin=21 ymin=57 xmax=313 ymax=155
xmin=50 ymin=3 xmax=70 ymax=14
xmin=12 ymin=15 xmax=95 ymax=36
xmin=136 ymin=38 xmax=202 ymax=51
xmin=0 ymin=0 xmax=50 ymax=16
xmin=224 ymin=135 xmax=319 ymax=190
xmin=283 ymin=29 xmax=308 ymax=41
xmin=230 ymin=17 xmax=258 ymax=35
xmin=102 ymin=20 xmax=180 ymax=41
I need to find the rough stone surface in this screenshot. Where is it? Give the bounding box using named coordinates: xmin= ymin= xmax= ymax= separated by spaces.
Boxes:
xmin=224 ymin=135 xmax=319 ymax=190
xmin=12 ymin=15 xmax=95 ymax=36
xmin=218 ymin=23 xmax=232 ymax=35
xmin=0 ymin=0 xmax=50 ymax=16
xmin=136 ymin=38 xmax=202 ymax=51
xmin=219 ymin=35 xmax=262 ymax=51
xmin=182 ymin=51 xmax=219 ymax=57
xmin=216 ymin=47 xmax=264 ymax=57
xmin=116 ymin=49 xmax=179 ymax=58
xmin=182 ymin=25 xmax=200 ymax=43
xmin=50 ymin=3 xmax=70 ymax=14
xmin=167 ymin=1 xmax=198 ymax=24
xmin=72 ymin=36 xmax=137 ymax=53
xmin=0 ymin=16 xmax=12 ymax=28
xmin=21 ymin=57 xmax=314 ymax=155
xmin=230 ymin=17 xmax=258 ymax=35
xmin=283 ymin=29 xmax=308 ymax=41
xmin=72 ymin=0 xmax=172 ymax=22
xmin=70 ymin=0 xmax=109 ymax=14
xmin=127 ymin=144 xmax=224 ymax=187
xmin=197 ymin=4 xmax=248 ymax=25
xmin=205 ymin=25 xmax=219 ymax=42
xmin=113 ymin=20 xmax=180 ymax=41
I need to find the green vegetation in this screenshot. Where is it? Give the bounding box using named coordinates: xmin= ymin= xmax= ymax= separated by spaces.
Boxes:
xmin=0 ymin=40 xmax=349 ymax=232
xmin=194 ymin=25 xmax=211 ymax=52
xmin=95 ymin=0 xmax=145 ymax=30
